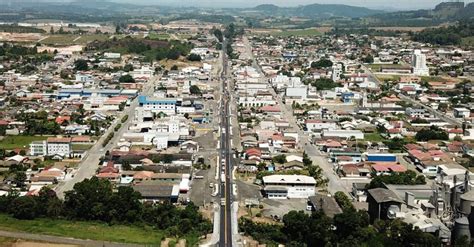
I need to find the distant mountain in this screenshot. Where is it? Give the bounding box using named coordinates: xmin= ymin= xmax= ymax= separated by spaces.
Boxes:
xmin=253 ymin=4 xmax=280 ymax=12
xmin=458 ymin=2 xmax=474 ymax=19
xmin=295 ymin=4 xmax=382 ymax=18
xmin=367 ymin=1 xmax=474 ymax=26
xmin=250 ymin=3 xmax=383 ymax=19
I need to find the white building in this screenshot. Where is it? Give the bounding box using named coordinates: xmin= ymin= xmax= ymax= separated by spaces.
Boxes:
xmin=75 ymin=73 xmax=94 ymax=83
xmin=286 ymin=86 xmax=308 ymax=99
xmin=331 ymin=63 xmax=343 ymax=81
xmin=412 ymin=49 xmax=429 ymax=76
xmin=453 ymin=108 xmax=470 ymax=119
xmin=305 ymin=120 xmax=337 ymax=132
xmin=130 ymin=66 xmax=154 ymax=79
xmin=29 ymin=141 xmax=47 ymax=156
xmin=46 ymin=137 xmax=72 ymax=157
xmin=263 ymin=175 xmax=316 ymax=199
xmin=138 ymin=96 xmax=176 ymax=115
xmin=153 ymin=133 xmax=169 ymax=150
xmin=104 ymin=52 xmax=121 ymax=59
xmin=322 ymin=130 xmax=364 ymax=140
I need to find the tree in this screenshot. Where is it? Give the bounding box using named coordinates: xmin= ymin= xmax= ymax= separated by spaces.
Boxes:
xmin=362 ymin=54 xmax=374 ymax=64
xmin=10 ymin=196 xmax=38 ymax=219
xmin=368 ymin=170 xmax=426 ymax=189
xmin=187 ymin=53 xmax=202 ymax=62
xmin=212 ymin=29 xmax=223 ymax=42
xmin=64 ymin=177 xmax=114 ymax=221
xmin=119 ymin=74 xmax=135 ymax=83
xmin=123 ymin=64 xmax=134 ymax=72
xmin=14 ymin=171 xmax=26 ymax=188
xmin=311 ymin=59 xmax=333 ymax=69
xmin=37 ymin=187 xmax=63 ymax=218
xmin=302 ymin=152 xmax=312 ymax=166
xmin=189 ymin=85 xmax=202 ymax=95
xmin=272 ymin=154 xmax=286 ymax=164
xmin=74 ymin=59 xmax=89 ymax=71
xmin=310 ymin=78 xmax=340 ymax=90
xmin=415 ymin=126 xmax=449 ymax=141
xmin=166 ymin=49 xmax=181 ymax=60
xmin=170 ymin=65 xmax=178 ymax=71
xmin=334 ymin=191 xmax=355 ymax=211
xmin=108 ymin=186 xmax=142 ymax=223
xmin=333 ymin=209 xmax=371 ymax=245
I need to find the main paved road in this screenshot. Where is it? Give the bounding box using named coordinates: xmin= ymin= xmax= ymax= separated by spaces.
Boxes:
xmin=55 ymin=75 xmax=157 ymax=199
xmin=218 ymin=38 xmax=233 ymax=247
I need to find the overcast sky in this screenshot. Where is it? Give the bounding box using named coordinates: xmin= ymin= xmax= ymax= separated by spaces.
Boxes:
xmin=111 ymin=0 xmax=472 ymax=10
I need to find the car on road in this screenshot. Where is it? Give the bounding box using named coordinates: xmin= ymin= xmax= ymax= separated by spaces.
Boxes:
xmin=209 ymin=182 xmax=214 ymax=188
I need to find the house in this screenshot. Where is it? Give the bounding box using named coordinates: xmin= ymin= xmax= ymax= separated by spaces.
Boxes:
xmin=305 ymin=120 xmax=337 ymax=132
xmin=322 ymin=130 xmax=364 ymax=140
xmin=262 ymin=175 xmax=316 ymax=199
xmin=132 ymin=181 xmax=179 ymax=203
xmin=453 ymin=108 xmax=470 ymax=119
xmin=180 ymin=140 xmax=199 ymax=153
xmin=308 ymin=193 xmax=343 ymax=218
xmin=367 ymin=188 xmax=403 ymax=223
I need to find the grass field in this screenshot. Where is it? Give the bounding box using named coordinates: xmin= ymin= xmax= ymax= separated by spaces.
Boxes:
xmin=148 ymin=33 xmax=170 ymax=40
xmin=40 ymin=34 xmax=110 ymax=45
xmin=176 ymin=34 xmax=193 ymax=40
xmin=420 ymin=76 xmax=449 ymax=82
xmin=375 ymin=74 xmax=401 ymax=82
xmin=0 ymin=135 xmax=48 ymax=150
xmin=364 ymin=133 xmax=385 ymax=142
xmin=367 ymin=63 xmax=406 ymax=71
xmin=0 ymin=214 xmax=164 ymax=245
xmin=270 ymin=28 xmax=321 ymax=37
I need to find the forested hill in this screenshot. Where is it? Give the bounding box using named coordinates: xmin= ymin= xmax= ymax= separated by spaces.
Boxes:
xmin=411 ymin=21 xmax=474 ymax=46
xmin=250 ymin=3 xmax=383 ymax=18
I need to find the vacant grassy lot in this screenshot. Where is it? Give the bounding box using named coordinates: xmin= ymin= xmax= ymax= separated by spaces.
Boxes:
xmin=270 ymin=28 xmax=321 ymax=37
xmin=75 ymin=34 xmax=110 ymax=44
xmin=0 ymin=214 xmax=164 ymax=245
xmin=40 ymin=34 xmax=110 ymax=45
xmin=40 ymin=35 xmax=78 ymax=45
xmin=364 ymin=133 xmax=385 ymax=142
xmin=367 ymin=63 xmax=407 ymax=71
xmin=0 ymin=136 xmax=48 ymax=150
xmin=420 ymin=76 xmax=449 ymax=82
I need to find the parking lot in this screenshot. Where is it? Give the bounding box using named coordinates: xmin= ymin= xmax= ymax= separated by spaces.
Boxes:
xmin=188 ymin=155 xmax=218 ymax=206
xmin=260 ymin=198 xmax=309 ymax=219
